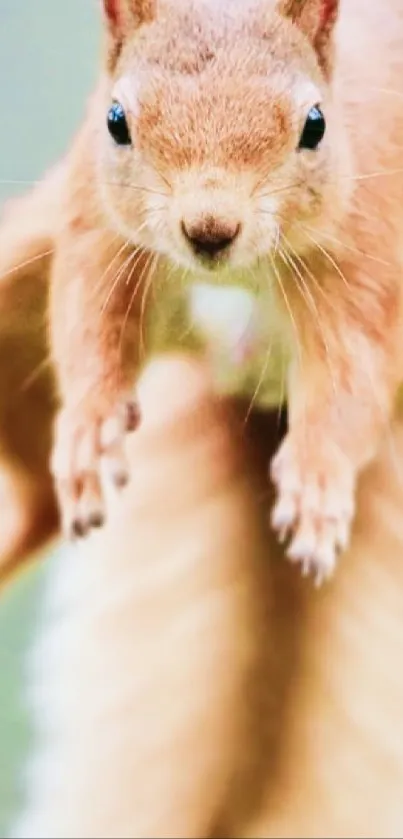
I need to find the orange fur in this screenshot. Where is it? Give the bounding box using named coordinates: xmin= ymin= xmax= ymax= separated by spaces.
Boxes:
xmin=0 ymin=167 xmax=66 ymax=579
xmin=11 ymin=356 xmax=403 ymax=838
xmin=1 ymin=0 xmax=403 ymax=581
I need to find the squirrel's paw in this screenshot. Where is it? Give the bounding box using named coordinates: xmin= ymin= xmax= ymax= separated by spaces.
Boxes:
xmin=270 ymin=433 xmax=356 ymax=585
xmin=51 ymin=394 xmax=139 ymax=539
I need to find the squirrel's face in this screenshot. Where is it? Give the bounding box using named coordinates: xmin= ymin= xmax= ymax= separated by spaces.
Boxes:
xmin=98 ymin=0 xmax=346 ymax=274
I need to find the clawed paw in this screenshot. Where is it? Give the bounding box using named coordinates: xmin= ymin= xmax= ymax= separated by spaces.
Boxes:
xmin=51 ymin=394 xmax=139 ymax=539
xmin=270 ymin=434 xmax=356 ymax=585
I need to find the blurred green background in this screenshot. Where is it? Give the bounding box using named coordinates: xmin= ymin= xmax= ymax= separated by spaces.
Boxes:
xmin=0 ymin=2 xmax=101 ymax=834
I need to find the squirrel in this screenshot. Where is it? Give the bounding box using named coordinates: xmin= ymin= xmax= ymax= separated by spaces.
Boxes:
xmin=1 ymin=0 xmax=403 ymax=584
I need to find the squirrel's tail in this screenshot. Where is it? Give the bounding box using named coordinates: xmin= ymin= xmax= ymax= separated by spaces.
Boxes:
xmin=0 ymin=161 xmax=66 ymax=287
xmin=0 ymin=166 xmax=64 ymax=586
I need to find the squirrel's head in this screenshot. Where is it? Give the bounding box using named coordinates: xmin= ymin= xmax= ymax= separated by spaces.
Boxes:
xmin=98 ymin=0 xmax=349 ymax=275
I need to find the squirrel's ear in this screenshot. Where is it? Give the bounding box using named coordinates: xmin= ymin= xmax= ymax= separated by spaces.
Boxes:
xmin=103 ymin=0 xmax=156 ymax=40
xmin=279 ymin=0 xmax=339 ymax=75
xmin=102 ymin=0 xmax=156 ymax=69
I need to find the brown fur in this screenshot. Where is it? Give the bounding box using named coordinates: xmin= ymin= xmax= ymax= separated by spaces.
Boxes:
xmin=0 ymin=168 xmax=65 ymax=580
xmin=11 ymin=356 xmax=403 ymax=838
xmin=1 ymin=0 xmax=403 ymax=581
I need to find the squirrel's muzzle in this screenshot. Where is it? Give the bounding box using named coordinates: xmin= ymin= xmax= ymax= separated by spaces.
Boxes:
xmin=181 ymin=216 xmax=241 ymax=261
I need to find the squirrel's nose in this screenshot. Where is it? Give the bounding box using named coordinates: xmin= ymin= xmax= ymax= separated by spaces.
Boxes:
xmin=181 ymin=217 xmax=241 ymax=259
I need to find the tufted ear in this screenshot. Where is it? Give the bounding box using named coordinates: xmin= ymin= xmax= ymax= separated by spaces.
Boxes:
xmin=103 ymin=0 xmax=156 ymax=35
xmin=102 ymin=0 xmax=156 ymax=69
xmin=279 ymin=0 xmax=340 ymax=75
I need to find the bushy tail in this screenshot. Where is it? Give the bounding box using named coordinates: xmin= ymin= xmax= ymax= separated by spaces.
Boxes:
xmin=0 ymin=164 xmax=66 ymax=583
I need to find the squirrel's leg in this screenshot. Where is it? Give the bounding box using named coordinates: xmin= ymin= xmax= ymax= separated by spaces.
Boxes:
xmin=50 ymin=227 xmax=150 ymax=538
xmin=270 ymin=256 xmax=400 ymax=583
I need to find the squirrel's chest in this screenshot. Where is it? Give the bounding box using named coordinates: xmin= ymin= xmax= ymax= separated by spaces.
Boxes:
xmin=146 ymin=261 xmax=293 ymax=408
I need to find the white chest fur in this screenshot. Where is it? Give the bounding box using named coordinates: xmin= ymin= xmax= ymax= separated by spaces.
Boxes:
xmin=147 ymin=260 xmax=293 ymax=409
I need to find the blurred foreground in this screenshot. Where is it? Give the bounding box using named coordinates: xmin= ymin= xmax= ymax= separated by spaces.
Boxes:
xmin=0 ymin=2 xmax=100 ymax=832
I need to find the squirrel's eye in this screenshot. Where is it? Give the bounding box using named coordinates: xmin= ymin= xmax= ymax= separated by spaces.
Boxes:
xmin=107 ymin=101 xmax=131 ymax=146
xmin=298 ymin=105 xmax=325 ymax=151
